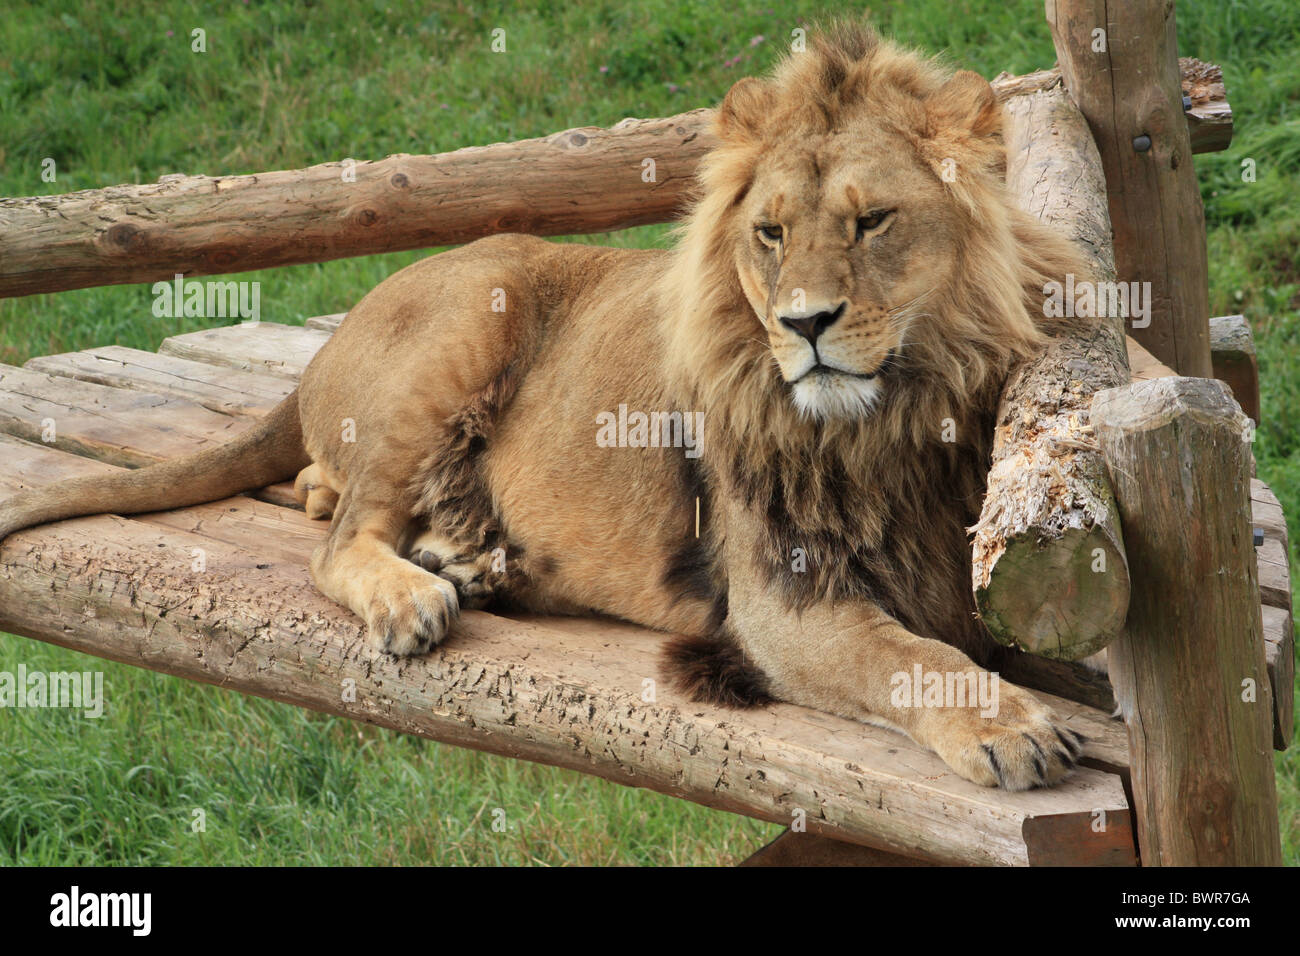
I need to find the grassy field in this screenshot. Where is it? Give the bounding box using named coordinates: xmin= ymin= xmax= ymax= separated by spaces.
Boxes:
xmin=1 ymin=0 xmax=1297 ymax=865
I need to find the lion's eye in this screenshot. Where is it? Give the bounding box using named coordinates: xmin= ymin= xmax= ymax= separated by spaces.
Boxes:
xmin=856 ymin=210 xmax=893 ymax=240
xmin=757 ymin=224 xmax=783 ymax=244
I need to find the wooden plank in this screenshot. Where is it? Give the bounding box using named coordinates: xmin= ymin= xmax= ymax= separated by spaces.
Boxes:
xmin=1210 ymin=314 xmax=1259 ymax=423
xmin=1252 ymin=479 xmax=1289 ymax=551
xmin=136 ymin=496 xmax=325 ymax=570
xmin=1257 ymin=536 xmax=1292 ymax=612
xmin=304 ymin=313 xmax=346 ymax=332
xmin=0 ymin=364 xmax=250 ymax=467
xmin=0 ymin=432 xmax=1133 ymax=775
xmin=25 ymin=346 xmax=293 ymax=417
xmin=1262 ymin=604 xmax=1295 ymax=751
xmin=1252 ymin=480 xmax=1294 ymax=750
xmin=0 ymin=433 xmax=118 ymax=493
xmin=525 ymin=613 xmax=1131 ymax=770
xmin=1095 ymin=377 xmax=1281 ymax=865
xmin=1 ymin=430 xmax=1137 ymax=777
xmin=998 ymin=653 xmax=1116 ymax=714
xmin=158 ymin=322 xmax=329 ymax=380
xmin=0 ymin=438 xmax=1132 ymax=866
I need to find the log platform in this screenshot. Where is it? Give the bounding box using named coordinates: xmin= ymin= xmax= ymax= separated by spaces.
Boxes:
xmin=0 ymin=316 xmax=1290 ymax=865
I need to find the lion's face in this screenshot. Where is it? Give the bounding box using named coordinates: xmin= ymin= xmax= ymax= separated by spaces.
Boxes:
xmin=665 ymin=31 xmax=1053 ymax=438
xmin=735 ymin=131 xmax=960 ymax=421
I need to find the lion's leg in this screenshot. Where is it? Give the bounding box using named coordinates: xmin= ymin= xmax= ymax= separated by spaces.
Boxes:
xmin=701 ymin=505 xmax=1083 ymax=791
xmin=732 ymin=602 xmax=1082 ymax=789
xmin=293 ymin=462 xmax=341 ymax=521
xmin=310 ymin=475 xmax=459 ymax=655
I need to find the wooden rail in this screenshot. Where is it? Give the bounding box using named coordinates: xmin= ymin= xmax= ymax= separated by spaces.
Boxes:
xmin=0 ymin=60 xmax=1231 ymax=300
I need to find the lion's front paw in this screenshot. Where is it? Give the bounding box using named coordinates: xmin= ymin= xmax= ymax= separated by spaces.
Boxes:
xmin=362 ymin=564 xmax=460 ymax=656
xmin=923 ymin=691 xmax=1085 ymax=791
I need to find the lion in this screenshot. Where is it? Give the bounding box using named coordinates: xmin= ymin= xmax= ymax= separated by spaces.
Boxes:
xmin=0 ymin=24 xmax=1093 ymax=790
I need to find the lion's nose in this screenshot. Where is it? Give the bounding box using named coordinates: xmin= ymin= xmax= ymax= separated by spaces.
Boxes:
xmin=779 ymin=301 xmax=846 ymax=345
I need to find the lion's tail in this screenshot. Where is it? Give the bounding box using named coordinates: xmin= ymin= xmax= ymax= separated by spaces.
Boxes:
xmin=0 ymin=390 xmax=310 ymax=541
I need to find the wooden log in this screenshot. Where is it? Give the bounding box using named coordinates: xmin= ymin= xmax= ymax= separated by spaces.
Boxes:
xmin=0 ymin=517 xmax=1134 ymax=866
xmin=1111 ymin=337 xmax=1291 ymax=748
xmin=1177 ymin=57 xmax=1234 ymax=154
xmin=1093 ymin=377 xmax=1282 ymax=865
xmin=1209 ymin=314 xmax=1259 ymax=423
xmin=0 ymin=63 xmax=1230 ymax=300
xmin=1047 ymin=0 xmax=1213 ymax=377
xmin=970 ymin=85 xmax=1130 ymax=660
xmin=0 ymin=112 xmax=713 ymax=299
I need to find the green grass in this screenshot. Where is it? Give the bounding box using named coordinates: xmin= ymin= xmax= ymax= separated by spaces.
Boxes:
xmin=1 ymin=0 xmax=1298 ymax=864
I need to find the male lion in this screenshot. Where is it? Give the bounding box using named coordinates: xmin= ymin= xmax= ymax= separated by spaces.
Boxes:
xmin=0 ymin=25 xmax=1092 ymax=789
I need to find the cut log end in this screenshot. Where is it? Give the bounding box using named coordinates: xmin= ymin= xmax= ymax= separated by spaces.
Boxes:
xmin=976 ymin=524 xmax=1129 ymax=660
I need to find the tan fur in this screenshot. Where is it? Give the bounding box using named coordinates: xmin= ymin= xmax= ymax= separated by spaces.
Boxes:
xmin=0 ymin=24 xmax=1093 ymax=788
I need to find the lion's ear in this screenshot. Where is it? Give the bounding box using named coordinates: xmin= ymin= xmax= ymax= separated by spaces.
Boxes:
xmin=926 ymin=70 xmax=1000 ymax=141
xmin=718 ymin=77 xmax=777 ymax=141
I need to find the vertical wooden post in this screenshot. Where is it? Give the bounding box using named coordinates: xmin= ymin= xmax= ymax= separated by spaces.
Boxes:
xmin=1046 ymin=0 xmax=1213 ymax=377
xmin=1093 ymin=377 xmax=1281 ymax=866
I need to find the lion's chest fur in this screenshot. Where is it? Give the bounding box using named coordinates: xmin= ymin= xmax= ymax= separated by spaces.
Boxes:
xmin=712 ymin=421 xmax=997 ymax=662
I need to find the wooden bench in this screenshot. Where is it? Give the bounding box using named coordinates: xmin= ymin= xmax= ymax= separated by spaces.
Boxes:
xmin=0 ymin=319 xmax=1289 ymax=866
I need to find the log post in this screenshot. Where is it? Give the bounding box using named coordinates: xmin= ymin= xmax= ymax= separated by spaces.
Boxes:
xmin=970 ymin=85 xmax=1130 ymax=660
xmin=1093 ymin=377 xmax=1282 ymax=866
xmin=1046 ymin=0 xmax=1214 ymax=377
